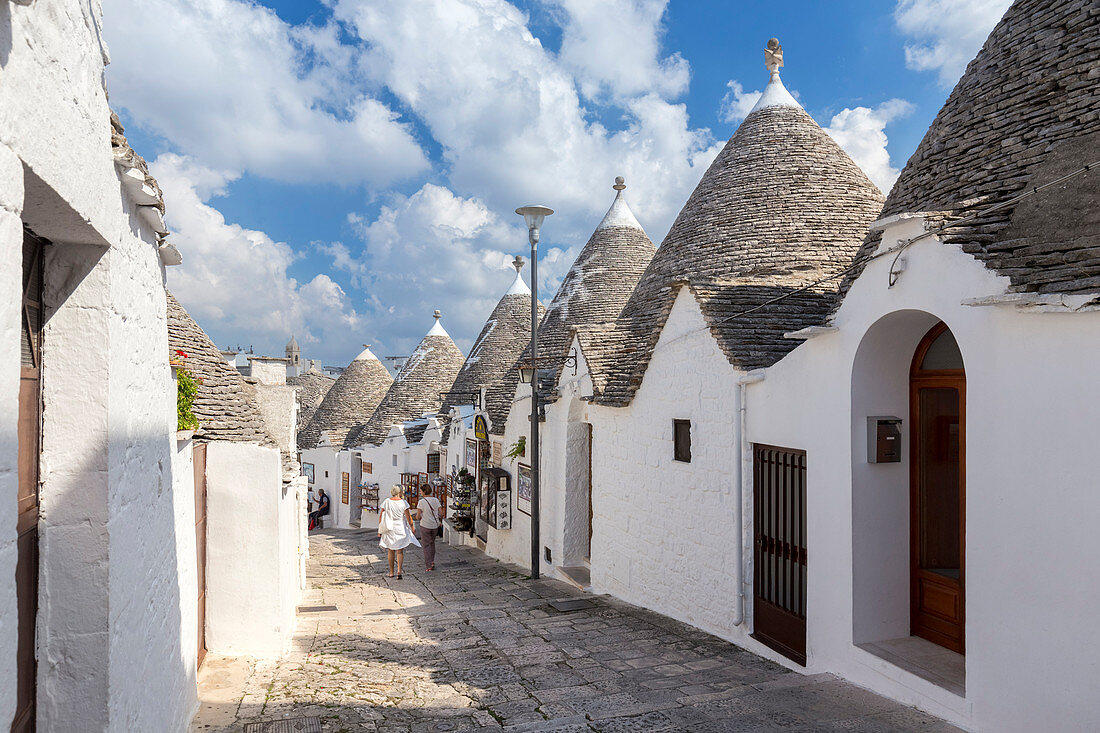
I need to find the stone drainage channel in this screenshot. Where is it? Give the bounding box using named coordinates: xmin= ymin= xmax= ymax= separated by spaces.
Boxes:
xmin=191 ymin=529 xmax=962 ymax=733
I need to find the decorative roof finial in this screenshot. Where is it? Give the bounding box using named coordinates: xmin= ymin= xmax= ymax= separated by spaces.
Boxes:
xmin=613 ymin=176 xmax=626 ymax=191
xmin=765 ymin=38 xmax=783 ymax=73
xmin=512 ymin=255 xmax=526 ymax=272
xmin=433 ymin=309 xmax=442 ymax=320
xmin=363 ymin=344 xmax=371 ymax=349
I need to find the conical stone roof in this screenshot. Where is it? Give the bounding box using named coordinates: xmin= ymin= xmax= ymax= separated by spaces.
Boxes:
xmin=166 ymin=292 xmax=273 ymax=445
xmin=298 ymin=345 xmax=393 ymax=449
xmin=516 ymin=177 xmax=655 ymax=379
xmin=441 ymin=263 xmax=545 ymax=435
xmin=287 ymin=367 xmax=336 ymax=432
xmin=351 ymin=314 xmax=466 ymax=446
xmin=839 ymin=0 xmax=1100 ymax=301
xmin=594 ymin=51 xmax=884 ymax=406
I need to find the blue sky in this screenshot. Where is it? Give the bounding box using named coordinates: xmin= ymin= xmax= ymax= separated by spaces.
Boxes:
xmin=103 ymin=0 xmax=1012 ymax=368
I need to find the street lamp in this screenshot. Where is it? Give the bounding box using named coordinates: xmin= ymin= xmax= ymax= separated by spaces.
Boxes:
xmin=515 ymin=204 xmax=553 ymax=580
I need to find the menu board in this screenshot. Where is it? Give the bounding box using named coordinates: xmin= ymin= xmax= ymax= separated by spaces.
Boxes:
xmin=341 ymin=472 xmax=350 ymax=504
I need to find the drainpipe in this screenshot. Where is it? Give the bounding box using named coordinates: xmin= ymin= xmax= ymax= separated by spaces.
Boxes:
xmin=734 ymin=370 xmax=766 ymax=625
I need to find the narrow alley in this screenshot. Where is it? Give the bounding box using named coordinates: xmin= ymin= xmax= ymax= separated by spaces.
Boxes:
xmin=192 ymin=530 xmax=961 ymax=733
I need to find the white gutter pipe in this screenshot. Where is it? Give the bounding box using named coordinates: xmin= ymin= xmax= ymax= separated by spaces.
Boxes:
xmin=733 ymin=370 xmax=766 ymax=625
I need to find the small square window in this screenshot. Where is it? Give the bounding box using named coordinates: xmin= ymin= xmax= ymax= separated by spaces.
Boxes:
xmin=392 ymin=454 xmax=398 ymax=467
xmin=673 ymin=419 xmax=691 ymax=463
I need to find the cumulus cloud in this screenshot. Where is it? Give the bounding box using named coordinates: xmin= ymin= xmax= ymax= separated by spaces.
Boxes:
xmin=549 ymin=0 xmax=689 ymax=101
xmin=321 ymin=183 xmax=576 ymax=357
xmin=719 ymin=81 xmax=763 ymax=123
xmin=331 ymin=0 xmax=721 ymax=243
xmin=153 ymin=154 xmax=362 ymax=358
xmin=104 ymin=0 xmax=428 ymax=186
xmin=894 ymin=0 xmax=1012 ymax=87
xmin=824 ymin=99 xmax=915 ymax=194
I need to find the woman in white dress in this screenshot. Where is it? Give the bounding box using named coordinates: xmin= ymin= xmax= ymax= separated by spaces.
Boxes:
xmin=378 ymin=485 xmax=419 ymax=578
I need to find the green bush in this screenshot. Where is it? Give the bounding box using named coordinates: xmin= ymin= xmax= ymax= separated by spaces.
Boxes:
xmin=177 ymin=367 xmax=199 ymax=431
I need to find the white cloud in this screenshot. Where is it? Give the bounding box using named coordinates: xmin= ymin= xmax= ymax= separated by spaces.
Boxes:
xmin=719 ymin=81 xmax=763 ymax=123
xmin=894 ymin=0 xmax=1012 ymax=87
xmin=824 ymin=99 xmax=915 ymax=194
xmin=104 ymin=0 xmax=428 ymax=186
xmin=549 ymin=0 xmax=689 ymax=100
xmin=331 ymin=0 xmax=721 ymax=243
xmin=154 ymin=154 xmax=362 ymax=358
xmin=325 ymin=183 xmax=576 ymax=356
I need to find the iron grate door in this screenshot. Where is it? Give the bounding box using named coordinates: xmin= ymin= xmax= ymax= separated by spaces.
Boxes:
xmin=752 ymin=444 xmax=807 ymax=666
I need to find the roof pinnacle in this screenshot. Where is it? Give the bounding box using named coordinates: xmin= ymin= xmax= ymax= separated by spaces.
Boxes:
xmin=613 ymin=176 xmax=626 ymax=191
xmin=434 ymin=309 xmax=441 ymax=320
xmin=765 ymin=38 xmax=783 ymax=73
xmin=513 ymin=255 xmax=526 ymax=273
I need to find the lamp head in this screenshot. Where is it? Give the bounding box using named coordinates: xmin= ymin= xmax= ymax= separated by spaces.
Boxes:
xmin=515 ymin=205 xmax=554 ymax=234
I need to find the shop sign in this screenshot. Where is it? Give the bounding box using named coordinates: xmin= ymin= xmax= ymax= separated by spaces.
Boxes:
xmin=474 ymin=414 xmax=489 ymax=440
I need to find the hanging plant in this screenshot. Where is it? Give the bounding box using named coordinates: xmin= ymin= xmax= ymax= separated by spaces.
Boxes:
xmin=504 ymin=436 xmax=526 ymax=463
xmin=176 ymin=367 xmax=199 ymax=431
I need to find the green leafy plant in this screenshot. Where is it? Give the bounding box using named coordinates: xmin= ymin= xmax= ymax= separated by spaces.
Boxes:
xmin=504 ymin=436 xmax=526 ymax=463
xmin=176 ymin=366 xmax=199 ymax=431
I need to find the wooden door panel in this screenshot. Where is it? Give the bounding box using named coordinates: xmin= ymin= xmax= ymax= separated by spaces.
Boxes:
xmin=194 ymin=442 xmax=208 ymax=668
xmin=910 ymin=323 xmax=965 ymax=655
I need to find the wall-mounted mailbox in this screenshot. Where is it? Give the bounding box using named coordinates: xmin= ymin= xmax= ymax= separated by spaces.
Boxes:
xmin=868 ymin=416 xmax=902 ymax=463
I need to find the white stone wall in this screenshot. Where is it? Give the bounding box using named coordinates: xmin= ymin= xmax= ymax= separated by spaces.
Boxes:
xmin=738 ymin=226 xmax=1100 ymax=731
xmin=301 ymin=447 xmax=348 ymax=528
xmin=585 ymin=290 xmax=751 ymax=643
xmin=0 ymin=2 xmax=198 ymax=729
xmin=204 ymin=441 xmax=297 ymax=657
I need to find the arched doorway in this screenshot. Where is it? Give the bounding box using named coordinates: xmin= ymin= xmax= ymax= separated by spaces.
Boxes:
xmin=910 ymin=322 xmax=965 ymax=654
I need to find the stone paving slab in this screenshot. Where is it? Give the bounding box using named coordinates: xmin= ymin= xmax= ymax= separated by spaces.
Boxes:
xmin=191 ymin=529 xmax=962 ymax=733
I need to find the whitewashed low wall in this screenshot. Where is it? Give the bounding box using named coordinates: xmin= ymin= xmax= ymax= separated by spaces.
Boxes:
xmin=204 ymin=442 xmax=298 ymax=657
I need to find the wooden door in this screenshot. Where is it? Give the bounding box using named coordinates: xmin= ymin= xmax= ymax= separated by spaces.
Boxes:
xmin=14 ymin=231 xmax=45 ymax=732
xmin=193 ymin=442 xmax=208 ymax=668
xmin=910 ymin=323 xmax=965 ymax=653
xmin=753 ymin=445 xmax=807 ymax=666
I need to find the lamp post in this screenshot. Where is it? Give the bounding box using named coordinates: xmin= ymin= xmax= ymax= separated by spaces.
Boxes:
xmin=515 ymin=204 xmax=553 ymax=580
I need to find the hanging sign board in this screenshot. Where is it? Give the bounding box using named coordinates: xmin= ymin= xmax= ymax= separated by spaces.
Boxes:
xmin=473 ymin=415 xmax=489 ymax=441
xmin=341 ymin=473 xmax=350 ymax=504
xmin=491 ymin=441 xmax=502 ymax=466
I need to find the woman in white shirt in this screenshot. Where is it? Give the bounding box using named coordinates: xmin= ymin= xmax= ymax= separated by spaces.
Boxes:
xmin=378 ymin=485 xmax=419 ymax=578
xmin=415 ymin=485 xmax=443 ymax=571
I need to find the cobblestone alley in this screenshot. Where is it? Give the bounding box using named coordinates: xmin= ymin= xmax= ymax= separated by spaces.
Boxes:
xmin=191 ymin=530 xmax=962 ymax=733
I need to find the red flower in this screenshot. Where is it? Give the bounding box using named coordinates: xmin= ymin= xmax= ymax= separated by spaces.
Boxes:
xmin=175 ymin=350 xmax=189 ymax=358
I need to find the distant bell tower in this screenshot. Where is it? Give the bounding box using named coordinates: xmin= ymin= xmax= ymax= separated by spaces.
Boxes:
xmin=285 ymin=335 xmax=301 ymax=377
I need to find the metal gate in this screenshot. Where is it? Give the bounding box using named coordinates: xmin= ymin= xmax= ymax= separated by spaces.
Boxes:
xmin=753 ymin=444 xmax=807 ymax=665
xmin=194 ymin=442 xmax=208 ymax=668
xmin=15 ymin=230 xmax=45 ymax=731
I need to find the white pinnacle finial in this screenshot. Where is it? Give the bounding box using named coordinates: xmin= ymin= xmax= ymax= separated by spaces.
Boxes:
xmin=506 ymin=256 xmax=531 ymax=295
xmin=354 ymin=343 xmax=379 ymax=361
xmin=749 ymin=37 xmax=801 ymax=115
xmin=427 ymin=310 xmax=449 ymax=337
xmin=613 ymin=176 xmax=626 ymax=191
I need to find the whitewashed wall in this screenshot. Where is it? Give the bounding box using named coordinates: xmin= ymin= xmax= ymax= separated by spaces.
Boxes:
xmin=584 ymin=290 xmax=755 ymax=645
xmin=204 ymin=442 xmax=298 ymax=657
xmin=1 ymin=1 xmax=198 ymax=729
xmin=740 ymin=224 xmax=1100 ymax=731
xmin=301 ymin=447 xmax=347 ymax=528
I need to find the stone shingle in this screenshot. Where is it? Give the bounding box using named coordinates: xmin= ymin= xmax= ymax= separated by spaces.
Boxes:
xmin=593 ymin=76 xmax=883 ymax=407
xmin=287 ymin=368 xmax=336 ymax=436
xmin=441 ymin=270 xmax=543 ymax=437
xmin=298 ymin=347 xmax=393 ymax=450
xmin=351 ymin=320 xmax=466 ymax=446
xmin=166 ymin=292 xmax=272 ymax=445
xmin=513 ymin=181 xmax=656 ymax=424
xmin=838 ymin=0 xmax=1100 ymax=304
